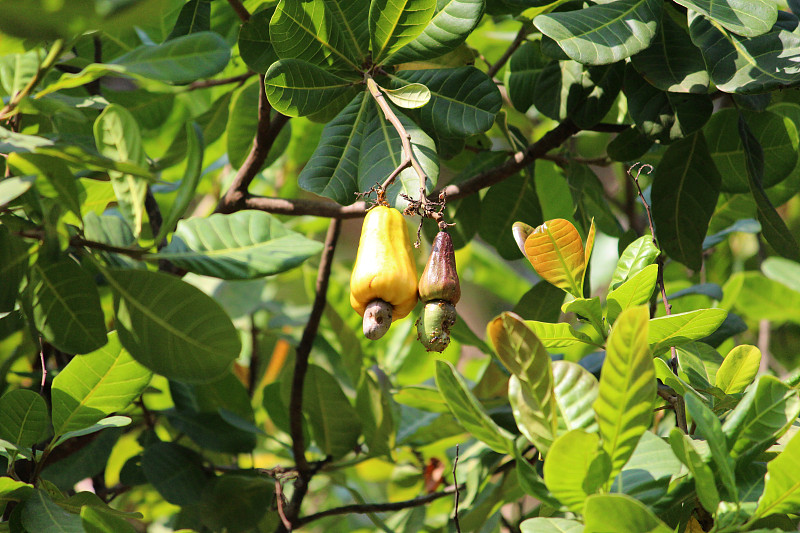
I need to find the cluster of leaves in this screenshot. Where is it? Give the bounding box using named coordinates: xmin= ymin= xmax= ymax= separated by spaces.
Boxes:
xmin=1 ymin=0 xmax=800 ymax=531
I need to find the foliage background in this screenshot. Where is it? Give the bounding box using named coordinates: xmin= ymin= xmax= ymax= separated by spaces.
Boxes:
xmin=1 ymin=0 xmax=800 ymax=532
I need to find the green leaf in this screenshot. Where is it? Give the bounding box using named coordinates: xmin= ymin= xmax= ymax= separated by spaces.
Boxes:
xmin=480 ymin=172 xmax=543 ymax=260
xmin=544 ymin=429 xmax=610 ymax=512
xmin=6 ymin=153 xmax=82 ymax=220
xmin=264 ymin=59 xmax=360 ymax=117
xmin=521 ymin=517 xmax=584 ymax=533
xmin=675 ymin=0 xmax=777 ymax=38
xmin=594 ymin=306 xmax=655 ymax=482
xmin=386 ymin=0 xmax=485 ymax=65
xmin=51 ymin=332 xmax=152 ymax=438
xmin=685 ymin=393 xmax=737 ymax=500
xmin=505 ymin=40 xmax=550 ymax=113
xmin=393 ymin=386 xmax=449 ymax=413
xmin=0 ymin=389 xmax=49 ymax=448
xmin=238 ymin=7 xmax=278 ymax=73
xmin=610 ymin=235 xmax=659 ymax=290
xmin=583 ymin=494 xmax=672 ymax=533
xmin=562 ymin=297 xmax=605 ymax=338
xmin=0 ymin=477 xmax=34 ymax=502
xmin=755 ymin=429 xmax=800 ymax=519
xmin=704 ymin=109 xmax=798 ymax=193
xmin=391 ymin=67 xmax=502 ymax=138
xmin=270 ymin=0 xmax=365 ymax=71
xmin=21 ymin=490 xmax=83 ymax=533
xmin=762 ymin=257 xmax=800 ymax=294
xmin=509 ymin=374 xmax=558 ymax=455
xmin=370 ymin=0 xmax=436 ymax=64
xmin=0 ymin=174 xmax=34 ymax=206
xmin=81 ymin=506 xmax=137 ymax=533
xmin=689 ymin=12 xmax=800 ymax=94
xmin=155 ymin=122 xmax=204 ymax=244
xmin=722 ymin=375 xmax=800 ymax=464
xmin=141 ymin=441 xmax=211 ymax=506
xmin=513 ymin=281 xmax=565 ymax=323
xmin=154 ymin=211 xmax=322 ymax=280
xmin=533 ymin=60 xmax=624 ymax=128
xmin=380 ymin=82 xmax=430 ymax=109
xmin=611 ymin=431 xmax=681 ymax=504
xmin=435 ymin=360 xmax=514 ymax=454
xmin=669 ymin=427 xmax=720 ymax=513
xmin=54 ymin=415 xmax=131 ymax=448
xmin=606 ymin=264 xmax=658 ymax=326
xmin=630 ymin=10 xmax=709 ymax=93
xmin=715 ymin=345 xmax=761 ymax=395
xmin=0 ymin=227 xmax=28 ymax=313
xmin=199 ymin=475 xmax=274 ymax=532
xmin=356 ymin=371 xmax=395 ymax=456
xmin=624 ymin=68 xmax=713 ymax=144
xmin=30 ymin=258 xmax=107 ymax=355
xmin=552 ymin=360 xmax=599 ymax=434
xmin=739 ymin=114 xmax=800 ymax=262
xmin=647 ymin=308 xmax=727 ymax=355
xmin=103 ymin=268 xmax=241 ymax=383
xmin=534 ymin=0 xmax=662 ymax=65
xmin=524 ymin=321 xmax=597 ymax=349
xmin=303 ymin=365 xmax=362 ymax=459
xmin=94 ymin=105 xmax=148 ymax=237
xmin=651 ymin=132 xmax=720 ymax=270
xmin=167 ymin=0 xmax=210 ymax=40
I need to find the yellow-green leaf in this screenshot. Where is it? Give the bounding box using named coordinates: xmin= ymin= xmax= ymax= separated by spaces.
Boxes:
xmin=755 ymin=429 xmax=800 ymax=518
xmin=524 ymin=218 xmax=585 ymax=298
xmin=544 ymin=429 xmax=610 ymax=513
xmin=715 ymin=344 xmax=761 ymax=395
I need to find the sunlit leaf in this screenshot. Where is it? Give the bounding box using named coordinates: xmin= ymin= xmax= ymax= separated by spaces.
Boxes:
xmin=676 ymin=0 xmax=777 ymax=38
xmin=544 ymin=429 xmax=610 ymax=512
xmin=647 ymin=309 xmax=727 ymax=355
xmin=755 ymin=429 xmax=800 ymax=519
xmin=606 ymin=264 xmax=658 ymax=326
xmin=524 ymin=218 xmax=586 ymax=298
xmin=380 ymin=83 xmax=430 ymax=109
xmin=715 ymin=345 xmax=761 ymax=395
xmin=553 ymin=360 xmax=599 ymax=434
xmin=583 ymin=494 xmax=672 ymax=533
xmin=370 ymin=0 xmax=436 ymax=64
xmin=594 ymin=306 xmax=655 ymax=483
xmin=610 ymin=236 xmax=659 ymax=290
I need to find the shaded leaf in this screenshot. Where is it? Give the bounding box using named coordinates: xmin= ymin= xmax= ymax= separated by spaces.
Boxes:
xmin=264 ymin=59 xmax=360 ymax=117
xmin=685 ymin=393 xmax=738 ymax=500
xmin=669 ymin=427 xmax=720 ymax=513
xmin=238 ymin=7 xmax=278 ymax=73
xmin=480 ymin=170 xmax=542 ymax=260
xmin=167 ymin=0 xmax=210 ymax=40
xmin=6 ymin=153 xmax=82 ymax=220
xmin=104 ymin=268 xmax=241 ymax=383
xmin=0 ymin=389 xmax=49 ymax=448
xmin=141 ymin=441 xmax=211 ymax=506
xmin=755 ymin=429 xmax=800 ymax=519
xmin=200 ymin=475 xmax=274 ymax=532
xmin=506 ymin=41 xmax=549 ymax=113
xmin=21 ymin=490 xmax=83 ymax=533
xmin=676 ymin=0 xmax=777 ymax=38
xmin=521 ymin=517 xmax=584 ymax=533
xmin=652 ymin=131 xmax=721 ymax=270
xmin=31 ymin=258 xmax=107 ymax=355
xmin=0 ymin=227 xmax=28 ymax=313
xmin=610 ymin=235 xmax=659 ymax=290
xmin=303 ymin=365 xmax=362 ymax=459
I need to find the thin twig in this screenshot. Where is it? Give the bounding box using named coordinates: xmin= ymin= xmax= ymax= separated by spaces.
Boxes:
xmin=275 ymin=480 xmax=293 ymax=531
xmin=657 ymin=384 xmax=687 ymax=433
xmin=0 ymin=40 xmax=66 ymax=121
xmin=226 ymin=0 xmax=250 ymax=22
xmin=487 ymin=26 xmax=530 ymax=79
xmin=279 ymin=219 xmax=342 ymax=531
xmin=249 ymin=314 xmax=260 ymax=397
xmin=453 ymin=445 xmax=461 ymax=533
xmin=37 ymin=338 xmax=46 ymax=394
xmin=186 ymin=72 xmax=255 ymax=91
xmin=365 ymin=76 xmax=429 ymax=206
xmin=294 ymin=488 xmax=458 ymax=528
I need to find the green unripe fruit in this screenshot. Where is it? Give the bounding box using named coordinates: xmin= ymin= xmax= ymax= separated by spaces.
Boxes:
xmin=416 ymin=300 xmax=457 ymax=352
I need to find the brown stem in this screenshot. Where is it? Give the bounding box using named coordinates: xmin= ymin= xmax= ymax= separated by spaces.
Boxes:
xmin=366 ymin=77 xmax=429 ymax=202
xmin=217 ymin=78 xmax=290 ymax=213
xmin=249 ymin=314 xmax=260 ymax=397
xmin=226 ymin=0 xmax=250 ymax=22
xmin=487 ymin=26 xmax=530 ymax=79
xmin=280 ymin=218 xmax=342 ymax=530
xmin=453 ymin=445 xmax=461 ymax=533
xmin=186 ymin=72 xmax=255 ymax=91
xmin=294 ymin=488 xmax=458 ymax=528
xmin=657 ymin=384 xmax=687 ymax=433
xmin=275 ymin=480 xmax=292 ymax=531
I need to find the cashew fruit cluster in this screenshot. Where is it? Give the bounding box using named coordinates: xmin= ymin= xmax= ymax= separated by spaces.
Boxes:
xmin=350 ymin=205 xmax=418 ymax=340
xmin=349 ymin=206 xmax=460 ymax=350
xmin=416 ymin=231 xmax=460 ymax=352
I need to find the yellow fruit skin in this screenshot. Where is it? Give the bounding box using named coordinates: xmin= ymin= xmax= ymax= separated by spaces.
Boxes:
xmin=350 ymin=206 xmax=418 ymax=320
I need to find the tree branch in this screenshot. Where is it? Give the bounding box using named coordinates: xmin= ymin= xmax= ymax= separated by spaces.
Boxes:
xmin=216 ymin=78 xmax=290 ymax=213
xmin=245 ymin=119 xmax=579 ymax=219
xmin=278 ymin=218 xmax=342 ymax=531
xmin=226 ymin=0 xmax=250 ymax=22
xmin=294 ymin=488 xmax=458 ymax=528
xmin=487 ymin=26 xmax=530 ymax=79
